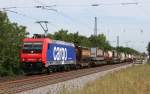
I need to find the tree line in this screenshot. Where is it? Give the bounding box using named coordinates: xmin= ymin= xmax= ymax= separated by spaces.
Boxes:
xmin=0 ymin=11 xmax=141 ymax=77
xmin=47 ymin=29 xmax=112 ymax=51
xmin=47 ymin=29 xmax=139 ymax=55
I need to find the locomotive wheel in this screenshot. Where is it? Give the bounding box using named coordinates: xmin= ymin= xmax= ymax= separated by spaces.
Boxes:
xmin=57 ymin=66 xmax=62 ymax=71
xmin=47 ymin=67 xmax=53 ymax=74
xmin=64 ymin=65 xmax=70 ymax=71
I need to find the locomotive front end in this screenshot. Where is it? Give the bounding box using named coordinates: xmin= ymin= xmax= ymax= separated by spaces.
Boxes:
xmin=20 ymin=38 xmax=49 ymax=73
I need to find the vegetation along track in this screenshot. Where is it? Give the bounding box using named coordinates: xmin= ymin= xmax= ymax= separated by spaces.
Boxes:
xmin=0 ymin=63 xmax=131 ymax=94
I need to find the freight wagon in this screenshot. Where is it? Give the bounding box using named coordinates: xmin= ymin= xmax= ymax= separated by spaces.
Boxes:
xmin=75 ymin=46 xmax=91 ymax=67
xmin=90 ymin=48 xmax=106 ymax=65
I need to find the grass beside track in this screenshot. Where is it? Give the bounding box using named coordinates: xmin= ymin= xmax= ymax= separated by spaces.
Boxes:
xmin=61 ymin=62 xmax=150 ymax=94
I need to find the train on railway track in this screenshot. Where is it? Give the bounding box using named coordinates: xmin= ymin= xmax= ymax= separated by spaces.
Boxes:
xmin=20 ymin=36 xmax=136 ymax=74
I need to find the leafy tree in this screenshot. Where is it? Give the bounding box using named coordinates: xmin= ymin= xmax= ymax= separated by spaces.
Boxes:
xmin=117 ymin=46 xmax=139 ymax=54
xmin=89 ymin=34 xmax=112 ymax=50
xmin=48 ymin=30 xmax=114 ymax=51
xmin=53 ymin=29 xmax=69 ymax=41
xmin=48 ymin=29 xmax=139 ymax=57
xmin=0 ymin=11 xmax=28 ymax=76
xmin=50 ymin=30 xmax=90 ymax=46
xmin=147 ymin=42 xmax=150 ymax=59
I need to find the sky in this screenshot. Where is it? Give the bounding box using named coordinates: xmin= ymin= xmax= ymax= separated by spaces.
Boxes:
xmin=0 ymin=0 xmax=150 ymax=52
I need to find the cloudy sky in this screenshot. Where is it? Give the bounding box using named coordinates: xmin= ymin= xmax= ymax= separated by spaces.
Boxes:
xmin=0 ymin=0 xmax=150 ymax=52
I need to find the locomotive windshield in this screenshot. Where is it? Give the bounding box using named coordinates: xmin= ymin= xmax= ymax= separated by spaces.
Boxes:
xmin=22 ymin=42 xmax=43 ymax=53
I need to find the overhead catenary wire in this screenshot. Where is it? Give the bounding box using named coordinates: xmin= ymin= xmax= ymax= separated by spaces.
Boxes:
xmin=54 ymin=1 xmax=150 ymax=7
xmin=32 ymin=0 xmax=150 ymax=36
xmin=30 ymin=1 xmax=83 ymax=31
xmin=1 ymin=8 xmax=60 ymax=31
xmin=38 ymin=2 xmax=100 ymax=33
xmin=0 ymin=1 xmax=149 ymax=34
xmin=0 ymin=7 xmax=73 ymax=32
xmin=0 ymin=1 xmax=150 ymax=10
xmin=2 ymin=9 xmax=38 ymax=21
xmin=0 ymin=1 xmax=148 ymax=52
xmin=34 ymin=5 xmax=81 ymax=31
xmin=32 ymin=0 xmax=93 ymax=32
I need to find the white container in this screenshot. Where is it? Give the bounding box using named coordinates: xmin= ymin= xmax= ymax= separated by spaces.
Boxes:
xmin=90 ymin=48 xmax=97 ymax=57
xmin=108 ymin=51 xmax=113 ymax=58
xmin=97 ymin=49 xmax=104 ymax=57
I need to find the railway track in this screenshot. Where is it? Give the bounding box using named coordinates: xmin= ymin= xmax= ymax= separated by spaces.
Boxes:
xmin=0 ymin=63 xmax=131 ymax=94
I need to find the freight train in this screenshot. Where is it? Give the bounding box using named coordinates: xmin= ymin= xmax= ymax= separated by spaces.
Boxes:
xmin=20 ymin=37 xmax=135 ymax=74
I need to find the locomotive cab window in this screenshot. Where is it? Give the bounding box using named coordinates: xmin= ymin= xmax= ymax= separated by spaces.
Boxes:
xmin=23 ymin=42 xmax=43 ymax=53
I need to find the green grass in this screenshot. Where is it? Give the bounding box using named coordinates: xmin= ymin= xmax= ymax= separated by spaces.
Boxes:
xmin=62 ymin=63 xmax=150 ymax=94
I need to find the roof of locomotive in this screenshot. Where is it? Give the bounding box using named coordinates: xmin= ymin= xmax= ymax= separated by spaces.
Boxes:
xmin=52 ymin=40 xmax=75 ymax=47
xmin=23 ymin=38 xmax=50 ymax=42
xmin=23 ymin=38 xmax=75 ymax=47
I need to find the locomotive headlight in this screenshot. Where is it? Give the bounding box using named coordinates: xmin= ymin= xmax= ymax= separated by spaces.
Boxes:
xmin=22 ymin=58 xmax=25 ymax=61
xmin=38 ymin=58 xmax=42 ymax=61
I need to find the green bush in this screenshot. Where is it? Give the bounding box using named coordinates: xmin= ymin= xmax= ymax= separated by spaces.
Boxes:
xmin=0 ymin=11 xmax=28 ymax=77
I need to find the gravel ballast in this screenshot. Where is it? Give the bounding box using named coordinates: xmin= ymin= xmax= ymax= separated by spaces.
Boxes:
xmin=17 ymin=64 xmax=132 ymax=94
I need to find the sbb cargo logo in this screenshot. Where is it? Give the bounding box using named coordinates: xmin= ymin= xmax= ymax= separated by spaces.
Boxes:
xmin=53 ymin=46 xmax=67 ymax=61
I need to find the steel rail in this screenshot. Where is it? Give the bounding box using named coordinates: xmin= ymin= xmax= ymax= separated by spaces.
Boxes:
xmin=0 ymin=63 xmax=130 ymax=94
